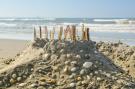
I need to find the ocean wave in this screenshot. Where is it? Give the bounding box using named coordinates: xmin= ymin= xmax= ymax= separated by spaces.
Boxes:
xmin=62 ymin=22 xmax=78 ymax=25
xmin=0 ymin=23 xmax=17 ymax=27
xmin=0 ymin=18 xmax=56 ymax=21
xmin=93 ymin=19 xmax=135 ymax=24
xmin=93 ymin=19 xmax=128 ymax=22
xmin=0 ymin=18 xmax=16 ymax=21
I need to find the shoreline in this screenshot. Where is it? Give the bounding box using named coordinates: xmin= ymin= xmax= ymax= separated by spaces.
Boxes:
xmin=0 ymin=39 xmax=29 ymax=58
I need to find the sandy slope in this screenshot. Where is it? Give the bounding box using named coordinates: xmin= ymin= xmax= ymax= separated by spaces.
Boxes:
xmin=0 ymin=39 xmax=29 ymax=58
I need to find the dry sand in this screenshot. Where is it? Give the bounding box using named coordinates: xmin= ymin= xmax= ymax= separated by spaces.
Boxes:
xmin=0 ymin=39 xmax=135 ymax=89
xmin=0 ymin=39 xmax=29 ymax=58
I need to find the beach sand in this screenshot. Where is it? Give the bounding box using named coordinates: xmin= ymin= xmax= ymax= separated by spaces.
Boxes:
xmin=0 ymin=39 xmax=29 ymax=58
xmin=0 ymin=39 xmax=135 ymax=88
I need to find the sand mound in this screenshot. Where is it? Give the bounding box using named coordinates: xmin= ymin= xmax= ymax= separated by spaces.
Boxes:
xmin=96 ymin=42 xmax=135 ymax=78
xmin=0 ymin=39 xmax=135 ymax=89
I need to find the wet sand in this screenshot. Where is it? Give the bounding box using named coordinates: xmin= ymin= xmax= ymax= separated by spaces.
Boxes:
xmin=0 ymin=39 xmax=29 ymax=58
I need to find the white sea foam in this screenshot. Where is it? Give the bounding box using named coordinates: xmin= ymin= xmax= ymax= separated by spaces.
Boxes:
xmin=0 ymin=18 xmax=16 ymax=21
xmin=0 ymin=18 xmax=56 ymax=21
xmin=18 ymin=18 xmax=55 ymax=21
xmin=93 ymin=19 xmax=135 ymax=24
xmin=0 ymin=22 xmax=17 ymax=27
xmin=79 ymin=23 xmax=135 ymax=33
xmin=93 ymin=19 xmax=128 ymax=22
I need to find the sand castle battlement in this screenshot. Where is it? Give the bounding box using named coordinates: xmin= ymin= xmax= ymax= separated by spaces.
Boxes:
xmin=33 ymin=25 xmax=90 ymax=42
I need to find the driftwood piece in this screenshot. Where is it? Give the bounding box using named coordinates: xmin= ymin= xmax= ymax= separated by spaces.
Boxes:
xmin=45 ymin=26 xmax=48 ymax=39
xmin=50 ymin=30 xmax=51 ymax=40
xmin=81 ymin=24 xmax=85 ymax=40
xmin=71 ymin=25 xmax=76 ymax=42
xmin=39 ymin=26 xmax=42 ymax=38
xmin=64 ymin=28 xmax=67 ymax=40
xmin=50 ymin=27 xmax=55 ymax=40
xmin=58 ymin=26 xmax=63 ymax=41
xmin=65 ymin=25 xmax=71 ymax=40
xmin=34 ymin=27 xmax=36 ymax=40
xmin=85 ymin=28 xmax=90 ymax=41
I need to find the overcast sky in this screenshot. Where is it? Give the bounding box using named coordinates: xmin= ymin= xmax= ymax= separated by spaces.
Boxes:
xmin=0 ymin=0 xmax=134 ymax=18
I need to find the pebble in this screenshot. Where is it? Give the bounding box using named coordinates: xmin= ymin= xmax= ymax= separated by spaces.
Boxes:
xmin=64 ymin=61 xmax=70 ymax=65
xmin=43 ymin=53 xmax=50 ymax=60
xmin=67 ymin=54 xmax=72 ymax=58
xmin=70 ymin=67 xmax=78 ymax=72
xmin=38 ymin=62 xmax=46 ymax=65
xmin=116 ymin=79 xmax=125 ymax=84
xmin=29 ymin=75 xmax=34 ymax=79
xmin=39 ymin=81 xmax=46 ymax=86
xmin=87 ymin=75 xmax=91 ymax=80
xmin=83 ymin=62 xmax=93 ymax=68
xmin=31 ymin=68 xmax=34 ymax=71
xmin=80 ymin=69 xmax=86 ymax=75
xmin=18 ymin=83 xmax=27 ymax=87
xmin=81 ymin=80 xmax=88 ymax=85
xmin=10 ymin=78 xmax=16 ymax=84
xmin=29 ymin=83 xmax=38 ymax=88
xmin=71 ymin=61 xmax=77 ymax=66
xmin=63 ymin=66 xmax=69 ymax=74
xmin=51 ymin=54 xmax=58 ymax=60
xmin=69 ymin=83 xmax=76 ymax=88
xmin=37 ymin=86 xmax=46 ymax=89
xmin=89 ymin=73 xmax=93 ymax=76
xmin=77 ymin=81 xmax=82 ymax=86
xmin=106 ymin=73 xmax=111 ymax=78
xmin=94 ymin=71 xmax=98 ymax=75
xmin=94 ymin=50 xmax=98 ymax=54
xmin=12 ymin=74 xmax=17 ymax=79
xmin=76 ymin=76 xmax=82 ymax=81
xmin=53 ymin=66 xmax=59 ymax=72
xmin=112 ymin=76 xmax=117 ymax=80
xmin=97 ymin=77 xmax=102 ymax=81
xmin=17 ymin=77 xmax=22 ymax=82
xmin=76 ymin=55 xmax=81 ymax=59
xmin=22 ymin=75 xmax=27 ymax=79
xmin=60 ymin=49 xmax=64 ymax=53
xmin=80 ymin=50 xmax=83 ymax=53
xmin=69 ymin=73 xmax=76 ymax=79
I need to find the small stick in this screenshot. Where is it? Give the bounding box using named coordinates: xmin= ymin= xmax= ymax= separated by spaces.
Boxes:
xmin=39 ymin=26 xmax=42 ymax=38
xmin=69 ymin=26 xmax=72 ymax=40
xmin=45 ymin=26 xmax=48 ymax=39
xmin=50 ymin=27 xmax=55 ymax=41
xmin=50 ymin=30 xmax=51 ymax=40
xmin=64 ymin=28 xmax=67 ymax=41
xmin=72 ymin=25 xmax=76 ymax=42
xmin=86 ymin=28 xmax=90 ymax=41
xmin=66 ymin=25 xmax=71 ymax=40
xmin=34 ymin=27 xmax=36 ymax=40
xmin=52 ymin=27 xmax=55 ymax=40
xmin=76 ymin=27 xmax=79 ymax=40
xmin=58 ymin=26 xmax=63 ymax=41
xmin=81 ymin=24 xmax=85 ymax=40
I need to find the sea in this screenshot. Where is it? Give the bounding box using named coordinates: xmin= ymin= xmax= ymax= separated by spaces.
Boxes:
xmin=0 ymin=17 xmax=135 ymax=45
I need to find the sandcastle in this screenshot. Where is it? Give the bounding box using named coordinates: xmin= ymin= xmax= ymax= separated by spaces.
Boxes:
xmin=0 ymin=25 xmax=135 ymax=89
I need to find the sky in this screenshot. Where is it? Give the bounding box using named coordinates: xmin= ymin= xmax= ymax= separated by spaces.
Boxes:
xmin=0 ymin=0 xmax=134 ymax=18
